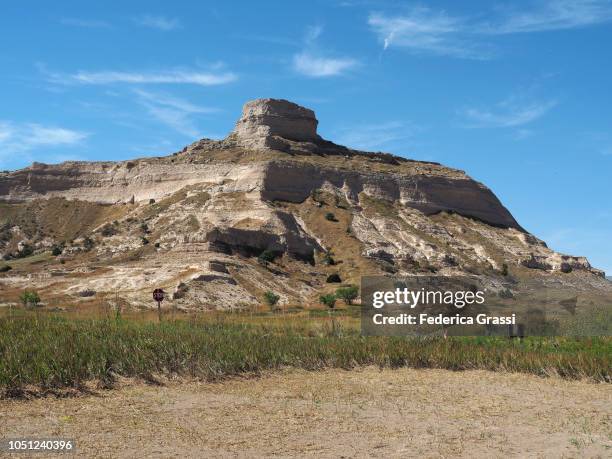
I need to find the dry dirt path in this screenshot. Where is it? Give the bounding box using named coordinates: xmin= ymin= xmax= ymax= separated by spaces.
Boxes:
xmin=1 ymin=368 xmax=611 ymax=458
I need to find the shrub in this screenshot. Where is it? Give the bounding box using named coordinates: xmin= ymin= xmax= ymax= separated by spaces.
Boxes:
xmin=83 ymin=237 xmax=95 ymax=251
xmin=319 ymin=293 xmax=336 ymax=309
xmin=325 ymin=212 xmax=337 ymax=222
xmin=336 ymin=285 xmax=359 ymax=305
xmin=141 ymin=237 xmax=150 ymax=245
xmin=258 ymin=249 xmax=277 ymax=265
xmin=20 ymin=290 xmax=40 ymax=307
xmin=51 ymin=245 xmax=63 ymax=256
xmin=0 ymin=264 xmax=12 ymax=272
xmin=100 ymin=223 xmax=118 ymax=237
xmin=15 ymin=244 xmax=33 ymax=258
xmin=501 ymin=263 xmax=509 ymax=276
xmin=326 ymin=273 xmax=342 ymax=283
xmin=263 ymin=291 xmax=280 ymax=310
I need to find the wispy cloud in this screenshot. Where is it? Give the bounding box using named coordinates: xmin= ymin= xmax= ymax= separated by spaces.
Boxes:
xmin=135 ymin=15 xmax=181 ymax=31
xmin=134 ymin=90 xmax=219 ymax=138
xmin=0 ymin=122 xmax=88 ymax=162
xmin=293 ymin=26 xmax=358 ymax=77
xmin=487 ymin=0 xmax=612 ymax=34
xmin=369 ymin=1 xmax=612 ymax=58
xmin=368 ymin=9 xmax=491 ymax=59
xmin=47 ymin=68 xmax=237 ymax=86
xmin=334 ymin=121 xmax=420 ymax=150
xmin=60 ymin=18 xmax=111 ymax=28
xmin=459 ymin=97 xmax=557 ymax=128
xmin=293 ymin=53 xmax=358 ymax=77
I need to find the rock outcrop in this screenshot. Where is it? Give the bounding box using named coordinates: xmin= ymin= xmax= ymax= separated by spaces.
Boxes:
xmin=230 ymin=98 xmax=320 ymax=149
xmin=0 ymin=98 xmax=608 ymax=309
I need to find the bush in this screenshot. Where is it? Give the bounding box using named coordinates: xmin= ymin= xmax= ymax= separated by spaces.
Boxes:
xmin=20 ymin=290 xmax=40 ymax=307
xmin=83 ymin=237 xmax=95 ymax=251
xmin=319 ymin=293 xmax=337 ymax=309
xmin=263 ymin=291 xmax=280 ymax=310
xmin=501 ymin=263 xmax=509 ymax=276
xmin=325 ymin=212 xmax=337 ymax=222
xmin=326 ymin=273 xmax=342 ymax=283
xmin=336 ymin=285 xmax=359 ymax=305
xmin=15 ymin=244 xmax=33 ymax=258
xmin=0 ymin=264 xmax=12 ymax=272
xmin=257 ymin=249 xmax=277 ymax=265
xmin=51 ymin=245 xmax=63 ymax=256
xmin=100 ymin=223 xmax=118 ymax=237
xmin=141 ymin=237 xmax=149 ymax=245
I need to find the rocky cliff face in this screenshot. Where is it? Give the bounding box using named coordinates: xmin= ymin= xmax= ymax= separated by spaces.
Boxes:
xmin=0 ymin=98 xmax=607 ymax=309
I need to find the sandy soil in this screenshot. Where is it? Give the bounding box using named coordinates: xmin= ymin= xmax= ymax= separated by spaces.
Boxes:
xmin=1 ymin=368 xmax=611 ymax=458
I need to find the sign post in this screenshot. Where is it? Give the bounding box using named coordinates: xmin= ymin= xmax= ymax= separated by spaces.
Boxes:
xmin=153 ymin=288 xmax=165 ymax=322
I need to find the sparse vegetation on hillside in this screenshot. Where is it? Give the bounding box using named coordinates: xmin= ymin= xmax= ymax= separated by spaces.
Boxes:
xmin=19 ymin=290 xmax=40 ymax=307
xmin=335 ymin=285 xmax=359 ymax=305
xmin=263 ymin=291 xmax=280 ymax=310
xmin=319 ymin=294 xmax=337 ymax=309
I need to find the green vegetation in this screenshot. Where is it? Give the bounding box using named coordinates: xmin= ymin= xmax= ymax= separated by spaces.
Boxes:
xmin=263 ymin=291 xmax=280 ymax=310
xmin=326 ymin=273 xmax=342 ymax=283
xmin=51 ymin=244 xmax=63 ymax=256
xmin=19 ymin=290 xmax=41 ymax=307
xmin=335 ymin=285 xmax=359 ymax=305
xmin=0 ymin=264 xmax=11 ymax=272
xmin=319 ymin=294 xmax=337 ymax=309
xmin=257 ymin=249 xmax=277 ymax=265
xmin=0 ymin=311 xmax=609 ymax=398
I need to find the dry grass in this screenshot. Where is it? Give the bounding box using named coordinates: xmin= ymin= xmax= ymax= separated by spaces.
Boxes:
xmin=1 ymin=367 xmax=610 ymax=457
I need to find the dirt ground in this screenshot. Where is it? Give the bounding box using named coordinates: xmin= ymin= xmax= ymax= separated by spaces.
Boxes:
xmin=1 ymin=368 xmax=611 ymax=458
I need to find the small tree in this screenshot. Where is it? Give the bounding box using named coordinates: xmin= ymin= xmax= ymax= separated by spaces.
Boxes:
xmin=501 ymin=263 xmax=509 ymax=277
xmin=326 ymin=273 xmax=342 ymax=283
xmin=263 ymin=290 xmax=280 ymax=311
xmin=51 ymin=245 xmax=63 ymax=256
xmin=336 ymin=285 xmax=359 ymax=305
xmin=20 ymin=290 xmax=40 ymax=307
xmin=319 ymin=293 xmax=336 ymax=309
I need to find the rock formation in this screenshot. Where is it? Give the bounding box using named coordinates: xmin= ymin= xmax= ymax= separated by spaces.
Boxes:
xmin=0 ymin=98 xmax=608 ymax=309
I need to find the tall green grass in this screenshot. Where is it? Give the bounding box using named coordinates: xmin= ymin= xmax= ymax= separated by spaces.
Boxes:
xmin=0 ymin=311 xmax=610 ymax=397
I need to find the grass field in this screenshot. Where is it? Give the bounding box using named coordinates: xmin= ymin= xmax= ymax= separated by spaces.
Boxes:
xmin=0 ymin=308 xmax=610 ymax=398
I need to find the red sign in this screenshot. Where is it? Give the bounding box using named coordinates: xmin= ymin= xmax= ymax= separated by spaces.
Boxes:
xmin=153 ymin=288 xmax=165 ymax=302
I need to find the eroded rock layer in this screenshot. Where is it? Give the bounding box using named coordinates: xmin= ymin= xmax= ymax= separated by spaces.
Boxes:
xmin=0 ymin=98 xmax=607 ymax=309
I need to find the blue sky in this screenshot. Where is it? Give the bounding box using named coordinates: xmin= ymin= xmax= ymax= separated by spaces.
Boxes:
xmin=1 ymin=1 xmax=611 ymax=274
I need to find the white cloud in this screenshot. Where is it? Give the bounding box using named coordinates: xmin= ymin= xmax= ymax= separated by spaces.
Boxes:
xmin=293 ymin=53 xmax=358 ymax=77
xmin=60 ymin=18 xmax=111 ymax=28
xmin=369 ymin=1 xmax=612 ymax=58
xmin=135 ymin=90 xmax=218 ymax=137
xmin=368 ymin=9 xmax=490 ymax=59
xmin=334 ymin=121 xmax=419 ymax=150
xmin=292 ymin=25 xmax=359 ymax=77
xmin=0 ymin=122 xmax=88 ymax=158
xmin=487 ymin=0 xmax=612 ymax=34
xmin=49 ymin=69 xmax=237 ymax=86
xmin=135 ymin=15 xmax=181 ymax=31
xmin=460 ymin=98 xmax=557 ymax=128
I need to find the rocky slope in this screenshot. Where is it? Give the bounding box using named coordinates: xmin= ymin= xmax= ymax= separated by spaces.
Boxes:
xmin=0 ymin=98 xmax=608 ymax=309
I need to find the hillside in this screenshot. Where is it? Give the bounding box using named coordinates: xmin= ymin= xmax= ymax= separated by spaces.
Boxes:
xmin=0 ymin=98 xmax=608 ymax=310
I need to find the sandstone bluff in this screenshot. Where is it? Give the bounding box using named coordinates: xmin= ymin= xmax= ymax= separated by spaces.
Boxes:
xmin=0 ymin=98 xmax=608 ymax=309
